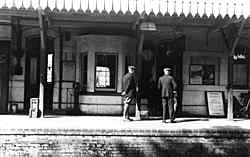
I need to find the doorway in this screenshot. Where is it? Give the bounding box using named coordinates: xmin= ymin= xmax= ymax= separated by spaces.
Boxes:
xmin=157 ymin=37 xmax=185 ymax=116
xmin=24 ymin=37 xmax=54 ymax=113
xmin=0 ymin=41 xmax=10 ymax=113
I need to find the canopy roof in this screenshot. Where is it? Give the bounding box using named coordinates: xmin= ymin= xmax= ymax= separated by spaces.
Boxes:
xmin=0 ymin=0 xmax=250 ymax=51
xmin=0 ymin=0 xmax=248 ymax=20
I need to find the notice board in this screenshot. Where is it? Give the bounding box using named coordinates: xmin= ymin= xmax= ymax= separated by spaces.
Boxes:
xmin=205 ymin=91 xmax=225 ymax=117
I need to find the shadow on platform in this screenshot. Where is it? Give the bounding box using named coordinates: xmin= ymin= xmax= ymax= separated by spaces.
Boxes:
xmin=175 ymin=118 xmax=209 ymax=123
xmin=133 ymin=117 xmax=209 ymax=123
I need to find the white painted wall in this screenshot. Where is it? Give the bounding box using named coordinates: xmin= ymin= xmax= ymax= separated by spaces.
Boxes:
xmin=182 ymin=27 xmax=250 ymax=116
xmin=182 ymin=51 xmax=228 ymax=116
xmin=75 ymin=35 xmax=136 ymax=93
xmin=52 ymin=34 xmax=136 ymax=112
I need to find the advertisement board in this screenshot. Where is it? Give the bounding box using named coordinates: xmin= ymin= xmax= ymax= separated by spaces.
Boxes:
xmin=205 ymin=91 xmax=225 ymax=117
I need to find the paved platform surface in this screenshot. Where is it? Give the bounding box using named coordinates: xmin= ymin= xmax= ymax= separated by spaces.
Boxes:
xmin=0 ymin=115 xmax=250 ymax=137
xmin=1 ymin=116 xmax=250 ymax=157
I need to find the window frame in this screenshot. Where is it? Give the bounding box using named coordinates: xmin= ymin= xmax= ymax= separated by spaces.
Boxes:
xmin=94 ymin=52 xmax=118 ymax=92
xmin=189 ymin=64 xmax=216 ymax=85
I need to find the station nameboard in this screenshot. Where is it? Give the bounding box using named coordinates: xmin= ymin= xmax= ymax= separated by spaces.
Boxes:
xmin=205 ymin=91 xmax=225 ymax=117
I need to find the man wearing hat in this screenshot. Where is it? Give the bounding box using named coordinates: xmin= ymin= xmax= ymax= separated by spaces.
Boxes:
xmin=121 ymin=66 xmax=138 ymax=121
xmin=158 ymin=67 xmax=177 ymax=123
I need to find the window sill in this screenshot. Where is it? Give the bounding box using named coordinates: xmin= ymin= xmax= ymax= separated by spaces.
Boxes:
xmin=232 ymin=86 xmax=250 ymax=90
xmin=95 ymin=88 xmax=116 ymax=92
xmin=81 ymin=91 xmax=121 ymax=96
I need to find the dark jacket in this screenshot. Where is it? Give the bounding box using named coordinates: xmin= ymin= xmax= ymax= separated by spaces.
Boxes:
xmin=158 ymin=75 xmax=177 ymax=98
xmin=122 ymin=72 xmax=137 ymax=98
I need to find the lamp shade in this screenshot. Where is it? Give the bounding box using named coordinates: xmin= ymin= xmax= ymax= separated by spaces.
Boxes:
xmin=139 ymin=22 xmax=157 ymax=31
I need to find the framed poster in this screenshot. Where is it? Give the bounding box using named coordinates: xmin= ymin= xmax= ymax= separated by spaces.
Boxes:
xmin=205 ymin=91 xmax=225 ymax=117
xmin=189 ymin=65 xmax=203 ymax=84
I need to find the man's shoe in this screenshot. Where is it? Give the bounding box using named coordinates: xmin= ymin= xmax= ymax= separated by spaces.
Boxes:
xmin=170 ymin=120 xmax=176 ymax=123
xmin=162 ymin=120 xmax=167 ymax=123
xmin=134 ymin=117 xmax=141 ymax=121
xmin=123 ymin=117 xmax=132 ymax=122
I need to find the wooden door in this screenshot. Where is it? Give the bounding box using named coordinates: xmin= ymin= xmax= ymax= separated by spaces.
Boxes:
xmin=24 ymin=38 xmax=40 ymax=111
xmin=0 ymin=42 xmax=9 ymax=113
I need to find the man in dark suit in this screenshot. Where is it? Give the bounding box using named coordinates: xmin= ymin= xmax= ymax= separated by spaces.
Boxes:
xmin=158 ymin=68 xmax=177 ymax=123
xmin=122 ymin=66 xmax=138 ymax=121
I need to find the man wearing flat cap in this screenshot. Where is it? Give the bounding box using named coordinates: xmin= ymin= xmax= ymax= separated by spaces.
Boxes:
xmin=122 ymin=66 xmax=138 ymax=121
xmin=158 ymin=67 xmax=177 ymax=123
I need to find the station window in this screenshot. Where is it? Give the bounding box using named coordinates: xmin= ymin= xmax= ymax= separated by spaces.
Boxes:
xmin=233 ymin=63 xmax=248 ymax=87
xmin=232 ymin=47 xmax=249 ymax=88
xmin=189 ymin=64 xmax=215 ymax=85
xmin=47 ymin=54 xmax=53 ymax=83
xmin=189 ymin=56 xmax=219 ymax=85
xmin=95 ymin=53 xmax=117 ymax=91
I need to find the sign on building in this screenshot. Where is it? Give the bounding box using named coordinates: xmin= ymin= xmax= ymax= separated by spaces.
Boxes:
xmin=29 ymin=98 xmax=39 ymax=118
xmin=206 ymin=91 xmax=225 ymax=117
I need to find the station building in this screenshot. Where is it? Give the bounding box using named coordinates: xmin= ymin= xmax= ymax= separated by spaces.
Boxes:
xmin=0 ymin=1 xmax=249 ymax=117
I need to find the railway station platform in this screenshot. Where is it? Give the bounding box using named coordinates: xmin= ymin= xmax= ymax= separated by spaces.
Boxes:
xmin=0 ymin=115 xmax=249 ymax=157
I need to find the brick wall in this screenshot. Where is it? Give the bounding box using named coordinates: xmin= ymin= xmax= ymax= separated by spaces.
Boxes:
xmin=0 ymin=129 xmax=250 ymax=157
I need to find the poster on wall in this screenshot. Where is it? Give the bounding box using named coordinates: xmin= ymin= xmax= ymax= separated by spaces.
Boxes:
xmin=202 ymin=65 xmax=215 ymax=85
xmin=189 ymin=64 xmax=215 ymax=85
xmin=189 ymin=65 xmax=203 ymax=84
xmin=205 ymin=91 xmax=225 ymax=117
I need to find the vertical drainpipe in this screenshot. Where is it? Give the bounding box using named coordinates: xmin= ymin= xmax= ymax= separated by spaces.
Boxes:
xmin=58 ymin=27 xmax=63 ymax=109
xmin=38 ymin=9 xmax=47 ymax=118
xmin=7 ymin=40 xmax=10 ymax=114
xmin=227 ymin=55 xmax=233 ymax=120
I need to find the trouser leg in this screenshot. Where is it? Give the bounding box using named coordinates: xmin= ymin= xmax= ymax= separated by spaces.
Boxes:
xmin=123 ymin=103 xmax=129 ymax=119
xmin=168 ymin=98 xmax=175 ymax=121
xmin=162 ymin=98 xmax=167 ymax=121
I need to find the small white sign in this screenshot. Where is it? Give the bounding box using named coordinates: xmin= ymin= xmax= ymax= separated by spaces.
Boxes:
xmin=30 ymin=98 xmax=39 ymax=109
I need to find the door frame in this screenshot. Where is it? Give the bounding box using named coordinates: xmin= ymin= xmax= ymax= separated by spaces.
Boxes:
xmin=24 ymin=36 xmax=55 ymax=113
xmin=157 ymin=36 xmax=185 ymax=115
xmin=24 ymin=37 xmax=40 ymax=112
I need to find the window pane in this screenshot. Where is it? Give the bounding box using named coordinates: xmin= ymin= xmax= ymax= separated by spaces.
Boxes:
xmin=233 ymin=64 xmax=248 ymax=86
xmin=47 ymin=54 xmax=53 ymax=83
xmin=96 ymin=66 xmax=110 ymax=87
xmin=80 ymin=53 xmax=88 ymax=86
xmin=95 ymin=54 xmax=117 ymax=90
xmin=30 ymin=57 xmax=37 ymax=85
xmin=202 ymin=65 xmax=215 ymax=85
